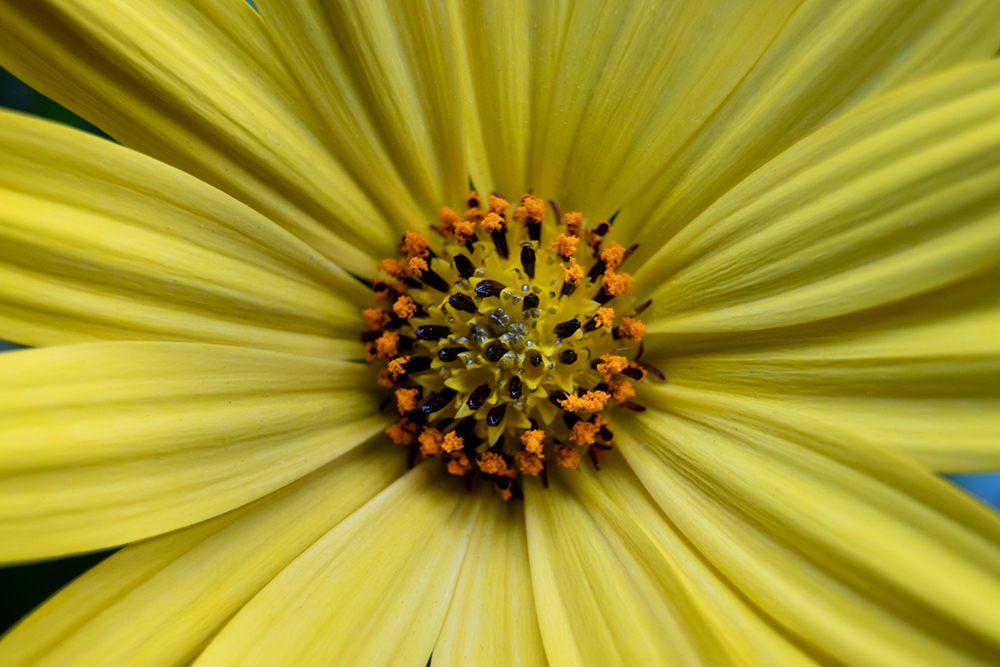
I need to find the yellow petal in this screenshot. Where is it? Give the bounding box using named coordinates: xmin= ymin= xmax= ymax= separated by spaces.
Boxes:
xmin=0 ymin=110 xmax=366 ymax=357
xmin=193 ymin=464 xmax=478 ymax=667
xmin=256 ymin=0 xmax=470 ymax=220
xmin=524 ymin=467 xmax=732 ymax=667
xmin=636 ymin=59 xmax=1000 ymax=333
xmin=648 ymin=273 xmax=1000 ymax=470
xmin=0 ymin=0 xmax=395 ymax=272
xmin=527 ymin=0 xmax=801 ymax=215
xmin=620 ymin=395 xmax=1000 ymax=666
xmin=592 ymin=456 xmax=823 ymax=667
xmin=433 ymin=495 xmax=546 ymax=667
xmin=0 ymin=442 xmax=406 ymax=667
xmin=621 ymin=0 xmax=1000 ymax=246
xmin=0 ymin=342 xmax=387 ymax=563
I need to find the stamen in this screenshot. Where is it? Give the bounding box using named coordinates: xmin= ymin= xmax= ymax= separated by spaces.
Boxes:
xmin=414 ymin=325 xmax=450 ymax=341
xmin=554 ymin=318 xmax=581 ymax=339
xmin=422 ymin=388 xmax=457 ymax=415
xmin=467 ymin=384 xmax=491 ymax=411
xmin=438 ymin=346 xmax=466 ymax=362
xmin=520 ymin=243 xmax=536 ymax=279
xmin=454 ymin=253 xmax=475 ymax=278
xmin=474 ymin=279 xmax=506 ymax=298
xmin=448 ymin=293 xmax=477 ymax=313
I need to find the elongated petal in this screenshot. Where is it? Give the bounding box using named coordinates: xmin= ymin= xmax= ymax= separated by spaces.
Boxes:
xmin=621 ymin=392 xmax=1000 ymax=666
xmin=433 ymin=496 xmax=545 ymax=667
xmin=636 ymin=60 xmax=1000 ymax=333
xmin=0 ymin=442 xmax=406 ymax=667
xmin=0 ymin=0 xmax=396 ymax=272
xmin=622 ymin=0 xmax=1000 ymax=245
xmin=193 ymin=464 xmax=477 ymax=667
xmin=0 ymin=110 xmax=367 ymax=357
xmin=0 ymin=343 xmax=386 ymax=563
xmin=257 ymin=0 xmax=471 ymax=224
xmin=649 ymin=269 xmax=1000 ymax=470
xmin=524 ymin=468 xmax=732 ymax=667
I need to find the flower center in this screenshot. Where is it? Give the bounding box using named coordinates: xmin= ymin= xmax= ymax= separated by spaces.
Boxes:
xmin=362 ymin=191 xmax=653 ymax=500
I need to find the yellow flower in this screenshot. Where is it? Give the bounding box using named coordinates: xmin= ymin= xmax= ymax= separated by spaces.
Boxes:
xmin=1 ymin=1 xmax=1000 ymax=665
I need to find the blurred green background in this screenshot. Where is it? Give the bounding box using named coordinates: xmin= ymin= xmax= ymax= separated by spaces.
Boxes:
xmin=1 ymin=64 xmax=999 ymax=639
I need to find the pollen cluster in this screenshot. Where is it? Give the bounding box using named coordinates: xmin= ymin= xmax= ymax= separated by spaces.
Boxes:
xmin=363 ymin=191 xmax=656 ymax=500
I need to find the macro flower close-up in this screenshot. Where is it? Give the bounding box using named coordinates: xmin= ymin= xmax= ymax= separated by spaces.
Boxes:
xmin=2 ymin=0 xmax=1000 ymax=665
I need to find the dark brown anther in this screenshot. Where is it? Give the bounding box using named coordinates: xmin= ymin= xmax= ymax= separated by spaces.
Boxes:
xmin=486 ymin=404 xmax=507 ymax=427
xmin=548 ymin=390 xmax=568 ymax=407
xmin=634 ymin=298 xmax=652 ymax=315
xmin=522 ymin=293 xmax=540 ymax=311
xmin=637 ymin=360 xmax=665 ymax=381
xmin=403 ymin=356 xmax=432 ymax=373
xmin=611 ymin=326 xmax=621 ymax=339
xmin=559 ymin=349 xmax=577 ymax=365
xmin=379 ymin=395 xmax=392 ymax=411
xmin=549 ymin=200 xmax=561 ymax=222
xmin=491 ymin=227 xmax=508 ymax=259
xmin=421 ymin=388 xmax=457 ymax=415
xmin=506 ymin=376 xmax=523 ymax=399
xmin=527 ymin=221 xmax=541 ymax=242
xmin=448 ymin=293 xmax=477 ymax=313
xmin=540 ymin=464 xmax=549 ymax=489
xmin=468 ymin=192 xmax=481 ymax=208
xmin=622 ymin=243 xmax=639 ymax=265
xmin=420 ymin=269 xmax=450 ymax=292
xmin=407 ymin=442 xmax=420 ymax=469
xmin=594 ymin=286 xmax=613 ymax=304
xmin=583 ymin=317 xmax=599 ymax=333
xmin=467 ymin=384 xmax=491 ymax=411
xmin=455 ymin=416 xmax=477 ymax=437
xmin=619 ymin=401 xmax=647 ymax=412
xmin=528 ymin=351 xmax=543 ymax=367
xmin=588 ymin=259 xmax=606 ymax=281
xmin=595 ymin=221 xmax=610 ymax=236
xmin=404 ymin=277 xmax=423 ymax=290
xmin=397 ymin=335 xmax=415 ymax=352
xmin=520 ymin=243 xmax=535 ymax=279
xmin=622 ymin=366 xmax=644 ymax=380
xmin=563 ymin=412 xmax=581 ymax=428
xmin=483 ymin=341 xmax=508 ymax=362
xmin=474 ymin=279 xmax=506 ymax=298
xmin=587 ymin=446 xmax=601 ymax=470
xmin=414 ymin=325 xmax=450 ymax=341
xmin=598 ymin=426 xmax=614 ymax=442
xmin=496 ymin=475 xmax=509 ymax=489
xmin=453 ymin=253 xmax=475 ymax=279
xmin=437 ymin=346 xmax=467 ymax=362
xmin=554 ymin=318 xmax=581 ymax=339
xmin=361 ymin=330 xmax=381 ymax=342
xmin=560 ymin=281 xmax=577 ymax=297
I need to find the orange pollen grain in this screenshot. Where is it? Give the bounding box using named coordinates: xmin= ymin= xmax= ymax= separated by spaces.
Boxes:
xmin=498 ymin=486 xmax=513 ymax=501
xmin=618 ymin=316 xmax=646 ymax=341
xmin=597 ymin=354 xmax=629 ymax=381
xmin=488 ymin=194 xmax=509 ymax=215
xmin=418 ymin=427 xmax=444 ymax=457
xmin=555 ymin=443 xmax=581 ymax=469
xmin=563 ymin=211 xmax=583 ymax=236
xmin=570 ymin=421 xmax=600 ymax=445
xmin=481 ymin=211 xmax=504 ymax=232
xmin=438 ymin=207 xmax=460 ymax=236
xmin=477 ymin=452 xmax=509 ymax=475
xmin=401 ymin=231 xmax=431 ymax=259
xmin=609 ymin=377 xmax=636 ymax=401
xmin=377 ymin=258 xmax=409 ymax=281
xmin=515 ymin=451 xmax=544 ymax=476
xmin=602 ymin=270 xmax=633 ymax=296
xmin=392 ymin=295 xmax=417 ymax=319
xmin=560 ymin=390 xmax=611 ymax=412
xmin=463 ymin=207 xmax=484 ymax=223
xmin=561 ymin=258 xmax=584 ymax=286
xmin=600 ymin=241 xmax=626 ymax=271
xmin=362 ymin=307 xmax=391 ymax=330
xmin=407 ymin=256 xmax=428 ymax=277
xmin=447 ymin=451 xmax=471 ymax=475
xmin=377 ymin=369 xmax=395 ymax=388
xmin=386 ymin=418 xmax=417 ymax=444
xmin=514 ymin=194 xmax=546 ymax=224
xmin=442 ymin=431 xmax=465 ymax=453
xmin=520 ymin=429 xmax=545 ymax=456
xmin=549 ymin=233 xmax=579 ymax=257
xmin=454 ymin=220 xmax=477 ymax=244
xmin=387 ymin=356 xmax=409 ymax=378
xmin=594 ymin=307 xmax=614 ymax=328
xmin=375 ymin=331 xmax=400 ymax=361
xmin=394 ymin=387 xmax=419 ymax=414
